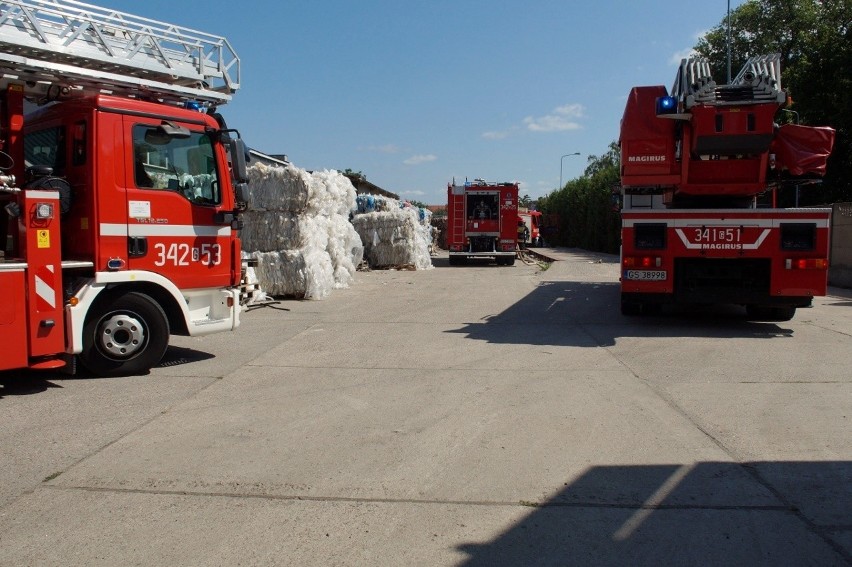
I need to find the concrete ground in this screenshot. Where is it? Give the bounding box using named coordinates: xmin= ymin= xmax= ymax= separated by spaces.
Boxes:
xmin=1 ymin=248 xmax=850 ymax=566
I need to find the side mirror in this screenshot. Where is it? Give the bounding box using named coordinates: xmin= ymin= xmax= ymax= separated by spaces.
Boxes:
xmin=229 ymin=138 xmax=249 ymax=184
xmin=234 ymin=181 xmax=249 ymax=209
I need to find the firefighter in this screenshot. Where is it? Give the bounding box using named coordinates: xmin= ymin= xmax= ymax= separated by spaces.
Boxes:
xmin=474 ymin=200 xmax=490 ymax=219
xmin=517 ymin=220 xmax=528 ymax=249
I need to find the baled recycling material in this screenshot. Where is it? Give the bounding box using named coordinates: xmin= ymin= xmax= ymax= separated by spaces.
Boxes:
xmin=351 ymin=195 xmax=433 ymax=270
xmin=241 ymin=164 xmax=363 ymax=300
xmin=241 ymin=163 xmax=433 ymax=299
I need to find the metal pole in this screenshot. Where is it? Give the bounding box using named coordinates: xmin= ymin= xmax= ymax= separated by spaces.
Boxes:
xmin=726 ymin=0 xmax=732 ymax=83
xmin=559 ymin=152 xmax=581 ymax=192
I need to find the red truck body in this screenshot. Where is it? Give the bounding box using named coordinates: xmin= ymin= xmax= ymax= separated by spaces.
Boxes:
xmin=447 ymin=179 xmax=519 ymax=265
xmin=619 ymin=55 xmax=835 ymax=320
xmin=0 ymin=1 xmax=249 ymax=375
xmin=519 ymin=209 xmax=542 ymax=246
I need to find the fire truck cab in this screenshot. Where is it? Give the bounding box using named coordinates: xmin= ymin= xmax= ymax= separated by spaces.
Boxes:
xmin=0 ymin=0 xmax=249 ymax=376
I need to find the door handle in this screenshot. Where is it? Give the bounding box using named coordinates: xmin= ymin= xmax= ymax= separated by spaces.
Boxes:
xmin=128 ymin=236 xmax=148 ymax=257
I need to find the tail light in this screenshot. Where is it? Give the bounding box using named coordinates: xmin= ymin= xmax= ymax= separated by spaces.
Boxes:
xmin=785 ymin=258 xmax=828 ymax=270
xmin=623 ymin=256 xmax=662 ymax=268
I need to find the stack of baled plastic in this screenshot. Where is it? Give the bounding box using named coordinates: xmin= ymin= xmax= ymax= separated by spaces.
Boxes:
xmin=241 ymin=163 xmax=363 ymax=299
xmin=351 ymin=195 xmax=433 ymax=270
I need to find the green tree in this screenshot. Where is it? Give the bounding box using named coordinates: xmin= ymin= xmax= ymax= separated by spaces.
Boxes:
xmin=695 ymin=0 xmax=852 ymax=203
xmin=519 ymin=194 xmax=532 ymax=208
xmin=537 ymin=144 xmax=621 ymax=254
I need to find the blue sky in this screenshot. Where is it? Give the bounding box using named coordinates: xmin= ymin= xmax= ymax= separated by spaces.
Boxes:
xmin=105 ymin=0 xmax=744 ymax=205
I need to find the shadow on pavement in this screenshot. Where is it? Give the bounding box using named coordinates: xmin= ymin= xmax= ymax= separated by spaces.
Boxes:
xmin=157 ymin=345 xmax=216 ymax=368
xmin=0 ymin=345 xmax=215 ymax=393
xmin=449 ymin=281 xmax=795 ymax=347
xmin=0 ymin=374 xmax=60 ymax=397
xmin=456 ymin=461 xmax=851 ymax=566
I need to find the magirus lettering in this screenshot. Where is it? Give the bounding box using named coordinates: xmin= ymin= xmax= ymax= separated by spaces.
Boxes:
xmin=628 ymin=155 xmax=667 ymax=163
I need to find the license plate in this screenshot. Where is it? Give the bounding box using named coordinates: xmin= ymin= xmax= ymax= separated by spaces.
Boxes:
xmin=625 ymin=270 xmax=667 ymax=281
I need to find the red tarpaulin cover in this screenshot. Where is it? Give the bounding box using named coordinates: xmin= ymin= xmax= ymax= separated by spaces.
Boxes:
xmin=771 ymin=124 xmax=836 ymax=176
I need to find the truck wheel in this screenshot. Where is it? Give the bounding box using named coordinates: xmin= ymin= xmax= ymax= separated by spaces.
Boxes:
xmin=771 ymin=306 xmax=796 ymax=321
xmin=79 ymin=292 xmax=170 ymax=377
xmin=505 ymin=256 xmax=515 ymax=266
xmin=746 ymin=305 xmax=796 ymax=322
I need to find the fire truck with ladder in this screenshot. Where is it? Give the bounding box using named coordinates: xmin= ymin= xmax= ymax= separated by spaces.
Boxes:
xmin=619 ymin=54 xmax=835 ymax=320
xmin=0 ymin=0 xmax=250 ymax=376
xmin=447 ymin=178 xmax=519 ymax=266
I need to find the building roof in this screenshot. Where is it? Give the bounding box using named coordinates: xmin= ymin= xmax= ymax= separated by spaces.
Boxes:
xmin=343 ymin=173 xmax=399 ymax=200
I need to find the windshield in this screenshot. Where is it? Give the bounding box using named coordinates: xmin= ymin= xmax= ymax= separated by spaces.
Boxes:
xmin=133 ymin=124 xmax=221 ymax=205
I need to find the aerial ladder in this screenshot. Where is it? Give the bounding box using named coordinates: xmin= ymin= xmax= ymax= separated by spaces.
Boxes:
xmin=0 ymin=0 xmax=239 ymax=102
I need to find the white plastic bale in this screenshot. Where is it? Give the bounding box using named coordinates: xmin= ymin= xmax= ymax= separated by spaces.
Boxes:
xmin=247 ymin=249 xmax=335 ymax=300
xmin=302 ymin=248 xmax=335 ymax=300
xmin=351 ymin=207 xmax=432 ymax=269
xmin=305 ymin=169 xmax=358 ymax=217
xmin=241 ymin=164 xmax=360 ymax=299
xmin=240 ymin=211 xmax=302 ymax=252
xmin=245 ymin=162 xmax=310 ymax=213
xmin=247 ymin=250 xmax=298 ymax=297
xmin=326 ymin=215 xmax=363 ymax=288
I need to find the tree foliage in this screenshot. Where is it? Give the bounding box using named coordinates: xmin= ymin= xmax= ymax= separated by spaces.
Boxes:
xmin=537 ymin=143 xmax=621 ymax=254
xmin=695 ymin=0 xmax=852 ymax=203
xmin=407 ymin=199 xmax=429 ymax=209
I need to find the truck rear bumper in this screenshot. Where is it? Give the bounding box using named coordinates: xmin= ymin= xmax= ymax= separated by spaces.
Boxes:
xmin=450 ymin=251 xmax=516 ymax=257
xmin=621 ymin=291 xmax=813 ymax=308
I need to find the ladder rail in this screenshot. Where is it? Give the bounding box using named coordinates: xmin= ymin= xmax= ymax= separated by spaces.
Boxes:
xmin=674 ymin=53 xmax=785 ymax=109
xmin=0 ymin=0 xmax=239 ymax=104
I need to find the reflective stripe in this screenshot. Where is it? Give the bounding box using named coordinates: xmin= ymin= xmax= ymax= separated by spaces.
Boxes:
xmin=35 ymin=265 xmax=56 ymax=309
xmin=100 ymin=223 xmax=231 ymax=237
xmin=25 ymin=190 xmax=59 ymax=199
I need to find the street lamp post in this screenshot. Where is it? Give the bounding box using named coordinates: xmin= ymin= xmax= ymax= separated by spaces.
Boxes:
xmin=559 ymin=152 xmax=581 ymax=192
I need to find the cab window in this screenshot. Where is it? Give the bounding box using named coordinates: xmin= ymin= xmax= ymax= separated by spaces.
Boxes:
xmin=24 ymin=126 xmax=66 ymax=174
xmin=132 ymin=124 xmax=221 ymax=205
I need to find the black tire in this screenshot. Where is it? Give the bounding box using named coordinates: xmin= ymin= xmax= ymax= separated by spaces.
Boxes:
xmin=746 ymin=304 xmax=796 ymax=322
xmin=771 ymin=306 xmax=796 ymax=321
xmin=79 ymin=291 xmax=170 ymax=377
xmin=505 ymin=256 xmax=516 ymax=266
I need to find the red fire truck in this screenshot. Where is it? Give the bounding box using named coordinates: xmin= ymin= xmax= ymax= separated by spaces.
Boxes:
xmin=519 ymin=208 xmax=542 ymax=246
xmin=0 ymin=0 xmax=250 ymax=376
xmin=619 ymin=54 xmax=835 ymax=320
xmin=447 ymin=179 xmax=519 ymax=265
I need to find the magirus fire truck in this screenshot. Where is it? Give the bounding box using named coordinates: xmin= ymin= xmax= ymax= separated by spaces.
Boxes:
xmin=619 ymin=54 xmax=835 ymax=320
xmin=0 ymin=0 xmax=250 ymax=376
xmin=447 ymin=179 xmax=519 ymax=266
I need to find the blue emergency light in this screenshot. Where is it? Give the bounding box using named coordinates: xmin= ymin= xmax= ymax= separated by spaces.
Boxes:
xmin=655 ymin=95 xmax=678 ymax=115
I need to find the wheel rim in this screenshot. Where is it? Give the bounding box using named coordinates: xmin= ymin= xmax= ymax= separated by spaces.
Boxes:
xmin=95 ymin=312 xmax=147 ymax=359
